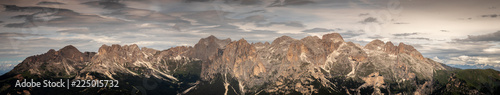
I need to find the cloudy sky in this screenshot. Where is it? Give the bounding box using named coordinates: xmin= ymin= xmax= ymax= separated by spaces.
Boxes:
xmin=0 ymin=0 xmax=499 ymax=70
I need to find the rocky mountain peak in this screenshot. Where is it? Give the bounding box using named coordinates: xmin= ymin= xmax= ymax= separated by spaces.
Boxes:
xmin=46 ymin=49 xmax=56 ymax=55
xmin=383 ymin=41 xmax=397 ymax=54
xmin=198 ymin=35 xmax=231 ymax=47
xmin=98 ymin=44 xmax=140 ymax=55
xmin=271 ymin=35 xmax=294 ymax=45
xmin=397 ymin=42 xmax=425 ymax=60
xmin=54 ymin=45 xmax=89 ymax=62
xmin=235 ymin=38 xmax=249 ymax=45
xmin=206 ymin=35 xmax=217 ymax=40
xmin=364 ymin=39 xmax=385 ymax=51
xmin=368 ymin=41 xmax=425 ymax=60
xmin=58 ymin=45 xmax=81 ymax=55
xmin=223 ymin=38 xmax=255 ymax=59
xmin=191 ymin=36 xmax=231 ymax=61
xmin=301 ymin=36 xmax=321 ymax=42
xmin=322 ymin=33 xmax=344 ymax=42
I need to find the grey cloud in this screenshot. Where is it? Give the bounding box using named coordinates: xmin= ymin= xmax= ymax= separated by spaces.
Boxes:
xmin=184 ymin=0 xmax=211 ymax=3
xmin=234 ymin=10 xmax=267 ymax=20
xmin=10 ymin=15 xmax=31 ymax=19
xmin=241 ymin=15 xmax=267 ymax=23
xmin=302 ymin=28 xmax=334 ymax=32
xmin=481 ymin=14 xmax=498 ymax=18
xmin=367 ymin=35 xmax=384 ymax=39
xmin=3 ymin=5 xmax=127 ymax=28
xmin=424 ymin=41 xmax=497 ymax=59
xmin=256 ymin=21 xmax=305 ymax=28
xmin=4 ymin=23 xmax=32 ymax=28
xmin=455 ymin=31 xmax=500 ymax=42
xmin=393 ymin=32 xmax=418 ymax=36
xmin=0 ymin=32 xmax=40 ymax=37
xmin=217 ymin=0 xmax=264 ymax=5
xmin=340 ymin=30 xmax=364 ymax=38
xmin=3 ymin=5 xmax=60 ymax=12
xmin=269 ymin=0 xmax=314 ymax=7
xmin=358 ymin=13 xmax=369 ymax=16
xmin=393 ymin=22 xmax=409 ymax=24
xmin=37 ymin=1 xmax=65 ymax=5
xmin=184 ymin=10 xmax=235 ymax=26
xmin=360 ymin=17 xmax=377 ymax=24
xmin=110 ymin=8 xmax=189 ymax=23
xmin=57 ymin=29 xmax=90 ymax=34
xmin=3 ymin=5 xmax=62 ymax=28
xmin=240 ymin=0 xmax=262 ymax=5
xmin=408 ymin=37 xmax=431 ymax=41
xmin=46 ymin=10 xmax=126 ymax=27
xmin=82 ymin=1 xmax=126 ymax=9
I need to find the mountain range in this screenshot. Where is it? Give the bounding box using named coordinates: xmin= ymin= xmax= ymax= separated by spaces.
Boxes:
xmin=0 ymin=33 xmax=499 ymax=95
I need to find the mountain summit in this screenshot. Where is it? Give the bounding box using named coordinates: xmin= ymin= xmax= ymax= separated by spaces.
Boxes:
xmin=1 ymin=33 xmax=499 ymax=95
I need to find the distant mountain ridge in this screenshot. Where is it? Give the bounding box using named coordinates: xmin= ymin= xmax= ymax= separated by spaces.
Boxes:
xmin=1 ymin=33 xmax=499 ymax=95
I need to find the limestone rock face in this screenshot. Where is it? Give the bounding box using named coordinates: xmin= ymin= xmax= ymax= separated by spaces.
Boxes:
xmin=190 ymin=35 xmax=231 ymax=61
xmin=322 ymin=33 xmax=344 ymax=43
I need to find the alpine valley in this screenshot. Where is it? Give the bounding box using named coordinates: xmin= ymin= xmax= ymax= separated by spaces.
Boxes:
xmin=0 ymin=33 xmax=499 ymax=95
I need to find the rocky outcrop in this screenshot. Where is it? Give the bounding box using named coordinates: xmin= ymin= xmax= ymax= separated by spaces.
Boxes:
xmin=190 ymin=35 xmax=231 ymax=61
xmin=366 ymin=40 xmax=425 ymax=60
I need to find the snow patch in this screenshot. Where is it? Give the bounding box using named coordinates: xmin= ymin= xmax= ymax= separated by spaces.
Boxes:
xmin=182 ymin=81 xmax=199 ymax=94
xmin=173 ymin=55 xmax=183 ymax=60
xmin=300 ymin=53 xmax=311 ymax=63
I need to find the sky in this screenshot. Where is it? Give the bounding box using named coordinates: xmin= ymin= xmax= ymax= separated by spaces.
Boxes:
xmin=0 ymin=0 xmax=499 ymax=71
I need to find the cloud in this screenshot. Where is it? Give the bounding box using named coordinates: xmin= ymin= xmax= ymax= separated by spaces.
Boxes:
xmin=393 ymin=22 xmax=409 ymax=24
xmin=432 ymin=56 xmax=444 ymax=63
xmin=269 ymin=0 xmax=314 ymax=7
xmin=392 ymin=32 xmax=418 ymax=36
xmin=408 ymin=37 xmax=431 ymax=41
xmin=359 ymin=17 xmax=377 ymax=24
xmin=481 ymin=14 xmax=498 ymax=18
xmin=302 ymin=28 xmax=335 ymax=33
xmin=3 ymin=5 xmax=127 ymax=28
xmin=110 ymin=8 xmax=189 ymax=23
xmin=358 ymin=13 xmax=369 ymax=16
xmin=239 ymin=0 xmax=263 ymax=5
xmin=455 ymin=31 xmax=500 ymax=42
xmin=82 ymin=1 xmax=126 ymax=9
xmin=340 ymin=30 xmax=364 ymax=38
xmin=256 ymin=21 xmax=305 ymax=28
xmin=56 ymin=28 xmax=90 ymax=34
xmin=367 ymin=35 xmax=384 ymax=39
xmin=240 ymin=15 xmax=267 ymax=23
xmin=37 ymin=1 xmax=65 ymax=5
xmin=0 ymin=32 xmax=40 ymax=37
xmin=445 ymin=55 xmax=500 ymax=71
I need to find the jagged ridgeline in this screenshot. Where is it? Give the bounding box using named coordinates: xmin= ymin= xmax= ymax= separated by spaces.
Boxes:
xmin=1 ymin=33 xmax=499 ymax=95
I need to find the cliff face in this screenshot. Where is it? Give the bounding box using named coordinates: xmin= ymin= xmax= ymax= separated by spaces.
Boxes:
xmin=2 ymin=33 xmax=481 ymax=95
